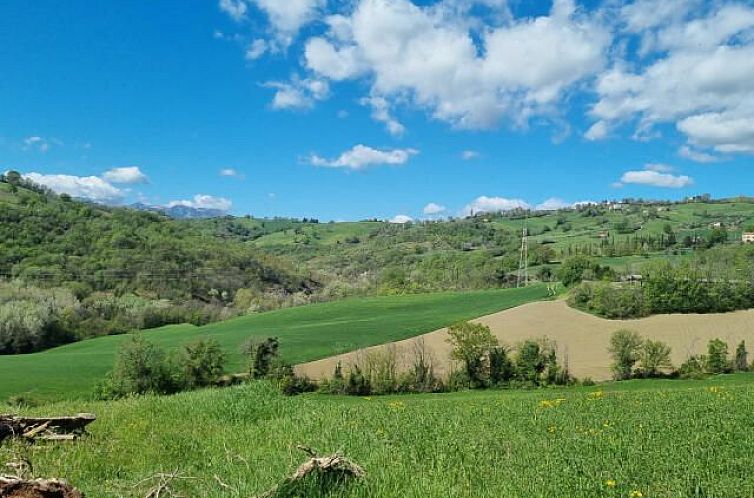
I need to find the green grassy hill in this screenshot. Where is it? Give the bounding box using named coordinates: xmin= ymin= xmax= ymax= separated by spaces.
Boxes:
xmin=0 ymin=286 xmax=549 ymax=402
xmin=5 ymin=374 xmax=753 ymax=497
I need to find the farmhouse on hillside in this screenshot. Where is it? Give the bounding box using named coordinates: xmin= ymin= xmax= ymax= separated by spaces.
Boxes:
xmin=743 ymin=232 xmax=754 ymax=243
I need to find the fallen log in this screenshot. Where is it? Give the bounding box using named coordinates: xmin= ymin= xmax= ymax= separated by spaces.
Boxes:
xmin=0 ymin=414 xmax=95 ymax=443
xmin=0 ymin=476 xmax=83 ymax=498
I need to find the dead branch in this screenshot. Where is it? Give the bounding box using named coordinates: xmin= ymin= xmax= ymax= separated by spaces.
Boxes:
xmin=255 ymin=445 xmax=365 ymax=498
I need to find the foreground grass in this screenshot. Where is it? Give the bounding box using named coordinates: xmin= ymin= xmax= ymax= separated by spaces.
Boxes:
xmin=3 ymin=374 xmax=753 ymax=497
xmin=0 ymin=286 xmax=549 ymax=402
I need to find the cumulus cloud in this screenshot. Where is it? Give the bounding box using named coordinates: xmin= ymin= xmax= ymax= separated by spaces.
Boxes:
xmin=219 ymin=0 xmax=247 ymax=22
xmin=619 ymin=165 xmax=693 ymax=188
xmin=245 ymin=39 xmax=268 ymax=60
xmin=389 ymin=214 xmax=413 ymax=224
xmin=309 ymin=144 xmax=418 ymax=170
xmin=590 ymin=2 xmax=754 ymax=155
xmin=535 ymin=198 xmax=572 ymax=211
xmin=265 ymin=77 xmax=329 ymax=110
xmin=584 ymin=120 xmax=609 ymax=141
xmin=461 ymin=150 xmax=480 ymax=160
xmin=643 ymin=163 xmax=674 ymax=173
xmin=102 ymin=166 xmax=148 ymax=184
xmin=168 ymin=194 xmax=232 ymax=212
xmin=423 ymin=202 xmax=446 ymax=215
xmin=678 ymin=145 xmax=720 ymax=163
xmin=462 ymin=196 xmax=530 ymax=216
xmin=23 ymin=172 xmax=123 ymax=202
xmin=298 ymin=0 xmax=609 ymax=130
xmin=360 ymin=96 xmax=405 ymax=136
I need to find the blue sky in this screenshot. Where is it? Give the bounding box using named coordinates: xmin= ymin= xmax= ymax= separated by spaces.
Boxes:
xmin=1 ymin=0 xmax=753 ymax=221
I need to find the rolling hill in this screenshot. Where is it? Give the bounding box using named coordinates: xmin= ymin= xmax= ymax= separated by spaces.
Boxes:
xmin=0 ymin=286 xmax=550 ymax=402
xmin=298 ymin=299 xmax=754 ymax=381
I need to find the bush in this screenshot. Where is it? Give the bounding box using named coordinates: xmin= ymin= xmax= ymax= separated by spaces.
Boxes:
xmin=515 ymin=341 xmax=547 ymax=385
xmin=488 ymin=347 xmax=515 ymax=386
xmin=447 ymin=321 xmax=498 ymax=388
xmin=679 ymin=355 xmax=706 ymax=379
xmin=242 ymin=337 xmax=280 ymax=378
xmin=608 ymin=329 xmax=644 ymax=380
xmin=96 ymin=335 xmax=182 ymax=399
xmin=279 ymin=373 xmax=318 ymax=396
xmin=180 ymin=338 xmax=227 ymax=388
xmin=345 ymin=365 xmax=371 ymax=396
xmin=734 ymin=341 xmax=749 ymax=372
xmin=639 ymin=340 xmax=673 ymax=377
xmin=706 ymin=339 xmax=731 ymax=374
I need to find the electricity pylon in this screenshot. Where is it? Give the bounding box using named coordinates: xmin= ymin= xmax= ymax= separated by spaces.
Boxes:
xmin=517 ymin=218 xmax=529 ymax=288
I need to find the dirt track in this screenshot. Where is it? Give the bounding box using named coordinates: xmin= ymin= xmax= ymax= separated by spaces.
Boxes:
xmin=295 ymin=300 xmax=754 ymax=381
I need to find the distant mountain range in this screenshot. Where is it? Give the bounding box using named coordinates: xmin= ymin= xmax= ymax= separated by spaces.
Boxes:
xmin=129 ymin=202 xmax=227 ymax=219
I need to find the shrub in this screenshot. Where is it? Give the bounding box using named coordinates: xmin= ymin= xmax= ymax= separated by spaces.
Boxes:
xmin=360 ymin=346 xmax=399 ymax=395
xmin=97 ymin=335 xmax=182 ymax=399
xmin=402 ymin=338 xmax=441 ymax=393
xmin=608 ymin=329 xmax=644 ymax=380
xmin=321 ymin=362 xmax=347 ymax=395
xmin=279 ymin=373 xmax=318 ymax=396
xmin=639 ymin=340 xmax=673 ymax=377
xmin=515 ymin=340 xmax=547 ymax=385
xmin=706 ymin=339 xmax=731 ymax=374
xmin=734 ymin=341 xmax=749 ymax=372
xmin=679 ymin=355 xmax=706 ymax=379
xmin=447 ymin=321 xmax=498 ymax=388
xmin=488 ymin=347 xmax=515 ymax=386
xmin=345 ymin=365 xmax=371 ymax=396
xmin=241 ymin=337 xmax=280 ymax=378
xmin=180 ymin=338 xmax=227 ymax=388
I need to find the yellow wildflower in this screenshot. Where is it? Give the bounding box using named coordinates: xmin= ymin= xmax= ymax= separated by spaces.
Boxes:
xmin=630 ymin=491 xmax=644 ymax=497
xmin=605 ymin=480 xmax=617 ymax=488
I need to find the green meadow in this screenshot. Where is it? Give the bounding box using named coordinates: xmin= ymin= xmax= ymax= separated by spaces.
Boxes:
xmin=0 ymin=285 xmax=549 ymax=402
xmin=4 ymin=374 xmax=753 ymax=498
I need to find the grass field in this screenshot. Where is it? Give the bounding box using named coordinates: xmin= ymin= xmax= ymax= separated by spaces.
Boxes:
xmin=3 ymin=374 xmax=753 ymax=497
xmin=0 ymin=286 xmax=550 ymax=402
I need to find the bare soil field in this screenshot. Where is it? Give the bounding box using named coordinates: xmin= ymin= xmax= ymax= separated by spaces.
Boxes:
xmin=296 ymin=300 xmax=754 ymax=381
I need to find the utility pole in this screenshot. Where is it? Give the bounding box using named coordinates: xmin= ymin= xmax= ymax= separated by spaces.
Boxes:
xmin=517 ymin=216 xmax=529 ymax=288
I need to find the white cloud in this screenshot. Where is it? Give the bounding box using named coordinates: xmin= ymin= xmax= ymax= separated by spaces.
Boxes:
xmin=309 ymin=144 xmax=418 ymax=170
xmin=300 ymin=0 xmax=608 ymax=130
xmin=219 ymin=168 xmax=244 ymax=179
xmin=461 ymin=150 xmax=480 ymax=160
xmin=591 ymin=3 xmax=754 ymax=155
xmin=678 ymin=145 xmax=720 ymax=163
xmin=245 ymin=39 xmax=268 ymax=60
xmin=389 ymin=214 xmax=413 ymax=224
xmin=22 ymin=136 xmax=52 ymax=152
xmin=360 ymin=96 xmax=405 ymax=136
xmin=584 ymin=120 xmax=609 ymax=141
xmin=536 ymin=198 xmax=572 ymax=211
xmin=23 ymin=173 xmax=123 ymax=202
xmin=462 ymin=196 xmax=529 ymax=216
xmin=219 ymin=0 xmax=247 ymax=22
xmin=643 ymin=163 xmax=674 ymax=173
xmin=102 ymin=166 xmax=148 ymax=184
xmin=251 ymin=0 xmax=325 ymax=46
xmin=620 ymin=167 xmax=693 ymax=188
xmin=423 ymin=202 xmax=446 ymax=215
xmin=168 ymin=194 xmax=232 ymax=212
xmin=265 ymin=77 xmax=329 ymax=110
xmin=677 ymin=111 xmax=754 ymax=153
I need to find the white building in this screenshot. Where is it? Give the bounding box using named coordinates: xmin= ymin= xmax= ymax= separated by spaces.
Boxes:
xmin=743 ymin=233 xmax=754 ymax=243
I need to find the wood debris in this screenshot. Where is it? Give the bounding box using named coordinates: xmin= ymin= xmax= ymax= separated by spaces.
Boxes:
xmin=0 ymin=414 xmax=95 ymax=443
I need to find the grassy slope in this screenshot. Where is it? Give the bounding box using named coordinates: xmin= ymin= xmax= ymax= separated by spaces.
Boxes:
xmin=0 ymin=286 xmax=550 ymax=402
xmin=5 ymin=374 xmax=753 ymax=498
